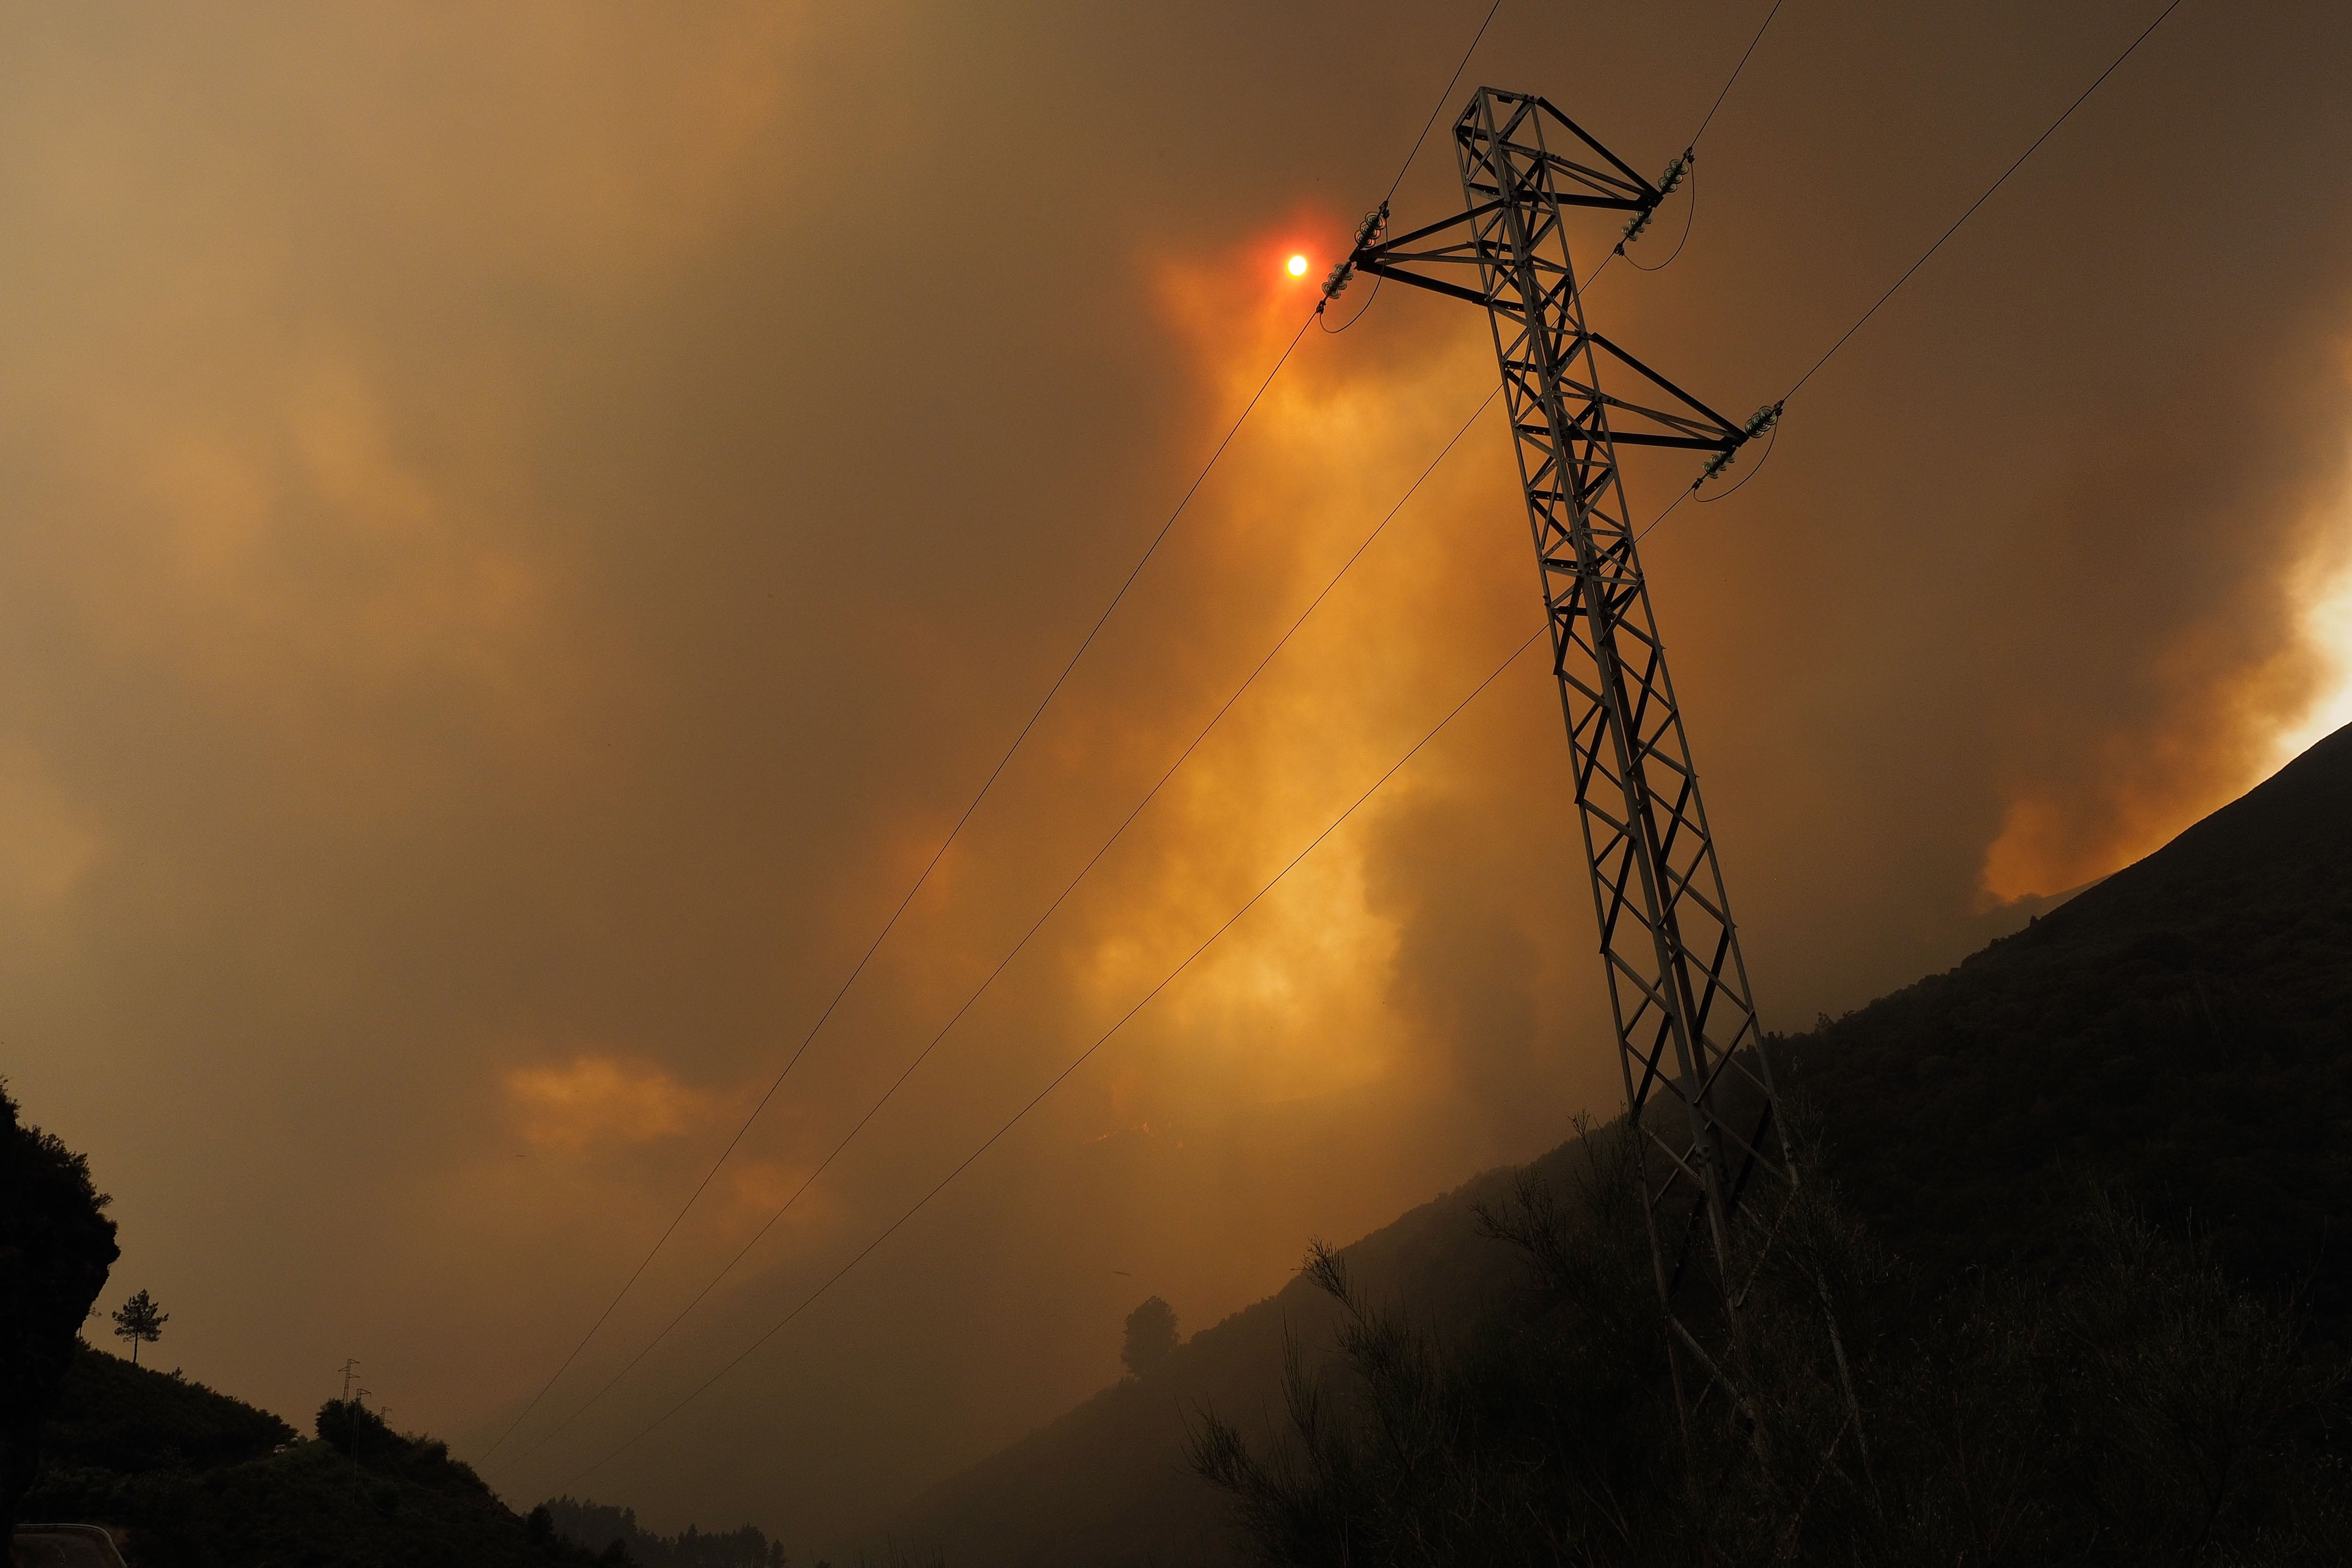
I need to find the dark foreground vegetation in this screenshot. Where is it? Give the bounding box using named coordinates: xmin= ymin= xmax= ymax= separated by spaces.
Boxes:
xmin=12 ymin=1346 xmax=801 ymax=1566
xmin=1191 ymin=1121 xmax=2350 ymax=1565
xmin=1 ymin=1070 xmax=647 ymax=1566
xmin=23 ymin=1353 xmax=604 ymax=1568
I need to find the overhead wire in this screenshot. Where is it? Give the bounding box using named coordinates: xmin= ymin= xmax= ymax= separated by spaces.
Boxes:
xmin=1319 ymin=272 xmax=1385 ymax=332
xmin=1662 ymin=0 xmax=2194 ymax=521
xmin=560 ymin=619 xmax=1552 ymax=1490
xmin=1691 ymin=418 xmax=1776 ymax=504
xmin=1692 ymin=0 xmax=1789 ymax=149
xmin=512 ymin=386 xmax=1506 ymax=1458
xmin=1326 ymin=0 xmax=1506 ymax=335
xmin=1634 ymin=485 xmax=1696 ymax=543
xmin=1389 ymin=0 xmax=1509 ymax=206
xmin=490 ymin=0 xmax=1516 ymax=1473
xmin=1620 ymin=159 xmax=1697 ymax=273
xmin=1603 ymin=0 xmax=1783 ymax=279
xmin=1778 ymin=0 xmax=2189 ymax=405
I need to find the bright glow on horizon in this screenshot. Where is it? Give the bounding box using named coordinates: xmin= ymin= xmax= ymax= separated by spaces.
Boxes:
xmin=1286 ymin=253 xmax=1308 ymax=277
xmin=2275 ymin=529 xmax=2352 ymax=765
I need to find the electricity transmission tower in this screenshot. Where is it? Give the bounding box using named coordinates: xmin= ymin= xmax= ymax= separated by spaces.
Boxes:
xmin=1344 ymin=88 xmax=1792 ymax=1421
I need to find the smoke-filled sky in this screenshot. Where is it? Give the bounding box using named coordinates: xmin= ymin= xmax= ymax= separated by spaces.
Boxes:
xmin=6 ymin=0 xmax=2351 ymax=1552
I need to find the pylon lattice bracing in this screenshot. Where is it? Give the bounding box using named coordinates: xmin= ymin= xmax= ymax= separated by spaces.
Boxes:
xmin=1351 ymin=88 xmax=1794 ymax=1418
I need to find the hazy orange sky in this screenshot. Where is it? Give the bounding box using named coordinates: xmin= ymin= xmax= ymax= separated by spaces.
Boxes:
xmin=6 ymin=0 xmax=2351 ymax=1554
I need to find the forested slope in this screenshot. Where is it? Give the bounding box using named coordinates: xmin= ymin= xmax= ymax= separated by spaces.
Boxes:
xmin=26 ymin=1351 xmax=600 ymax=1568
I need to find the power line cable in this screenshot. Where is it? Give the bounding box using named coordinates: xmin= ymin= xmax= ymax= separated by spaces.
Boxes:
xmin=1663 ymin=0 xmax=2193 ymax=520
xmin=1605 ymin=0 xmax=1786 ymax=279
xmin=1692 ymin=418 xmax=1776 ymax=504
xmin=1330 ymin=0 xmax=1506 ymax=335
xmin=1634 ymin=485 xmax=1696 ymax=543
xmin=513 ymin=387 xmax=1505 ymax=1458
xmin=1780 ymin=0 xmax=2190 ymax=404
xmin=1692 ymin=0 xmax=1789 ymax=148
xmin=484 ymin=0 xmax=1523 ymax=1465
xmin=1621 ymin=159 xmax=1698 ymax=273
xmin=559 ymin=620 xmax=1551 ymax=1489
xmin=1389 ymin=0 xmax=1509 ymax=205
xmin=1319 ymin=272 xmax=1385 ymax=332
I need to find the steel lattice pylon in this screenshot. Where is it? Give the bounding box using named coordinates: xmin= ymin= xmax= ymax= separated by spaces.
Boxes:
xmin=1347 ymin=88 xmax=1793 ymax=1420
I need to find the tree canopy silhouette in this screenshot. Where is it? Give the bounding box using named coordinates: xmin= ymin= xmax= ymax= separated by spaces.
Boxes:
xmin=111 ymin=1289 xmax=167 ymax=1365
xmin=1121 ymin=1295 xmax=1178 ymax=1380
xmin=0 ymin=1078 xmax=120 ymax=1539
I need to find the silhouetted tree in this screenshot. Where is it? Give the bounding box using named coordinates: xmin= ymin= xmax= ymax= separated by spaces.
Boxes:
xmin=110 ymin=1288 xmax=167 ymax=1365
xmin=1121 ymin=1295 xmax=1178 ymax=1379
xmin=0 ymin=1079 xmax=120 ymax=1540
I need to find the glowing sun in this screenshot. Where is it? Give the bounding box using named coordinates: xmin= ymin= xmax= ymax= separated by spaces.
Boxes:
xmin=1286 ymin=253 xmax=1308 ymax=278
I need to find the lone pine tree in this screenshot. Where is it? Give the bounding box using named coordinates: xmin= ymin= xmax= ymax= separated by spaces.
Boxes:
xmin=111 ymin=1289 xmax=167 ymax=1365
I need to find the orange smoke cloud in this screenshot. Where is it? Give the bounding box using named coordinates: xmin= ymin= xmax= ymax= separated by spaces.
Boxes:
xmin=506 ymin=1055 xmax=718 ymax=1155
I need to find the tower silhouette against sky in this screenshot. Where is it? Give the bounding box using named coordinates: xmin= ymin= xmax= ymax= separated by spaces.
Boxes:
xmin=1349 ymin=87 xmax=1793 ymax=1426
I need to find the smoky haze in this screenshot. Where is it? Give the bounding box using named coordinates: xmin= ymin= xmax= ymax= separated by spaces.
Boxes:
xmin=4 ymin=0 xmax=2349 ymax=1554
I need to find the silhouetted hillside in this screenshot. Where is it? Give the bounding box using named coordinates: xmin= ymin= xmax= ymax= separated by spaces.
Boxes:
xmin=36 ymin=1347 xmax=293 ymax=1475
xmin=24 ymin=1349 xmax=808 ymax=1568
xmin=895 ymin=724 xmax=2352 ymax=1565
xmin=1781 ymin=721 xmax=2352 ymax=1326
xmin=25 ymin=1350 xmax=598 ymax=1568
